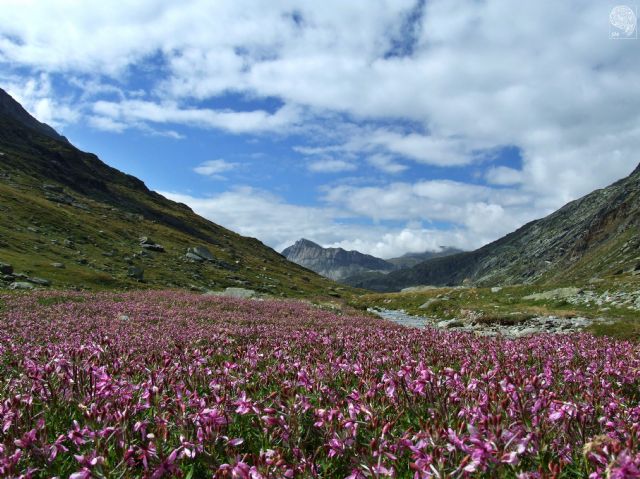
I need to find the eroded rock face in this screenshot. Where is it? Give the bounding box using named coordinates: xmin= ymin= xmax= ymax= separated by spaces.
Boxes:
xmin=282 ymin=239 xmax=395 ymax=281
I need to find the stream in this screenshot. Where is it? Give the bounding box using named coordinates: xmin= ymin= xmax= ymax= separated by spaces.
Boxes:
xmin=368 ymin=307 xmax=604 ymax=337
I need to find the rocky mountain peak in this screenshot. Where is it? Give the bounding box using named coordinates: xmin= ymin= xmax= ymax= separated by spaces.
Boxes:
xmin=282 ymin=238 xmax=395 ymax=281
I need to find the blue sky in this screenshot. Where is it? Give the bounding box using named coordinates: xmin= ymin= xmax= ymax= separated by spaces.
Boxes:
xmin=1 ymin=1 xmax=639 ymax=257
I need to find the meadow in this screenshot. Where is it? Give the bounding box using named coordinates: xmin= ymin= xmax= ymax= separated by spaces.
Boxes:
xmin=0 ymin=291 xmax=638 ymax=478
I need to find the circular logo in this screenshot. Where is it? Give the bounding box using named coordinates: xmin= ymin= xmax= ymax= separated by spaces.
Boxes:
xmin=610 ymin=5 xmax=637 ymax=36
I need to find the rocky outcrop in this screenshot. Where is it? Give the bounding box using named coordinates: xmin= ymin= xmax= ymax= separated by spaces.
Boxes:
xmin=347 ymin=164 xmax=640 ymax=291
xmin=282 ymin=239 xmax=395 ymax=281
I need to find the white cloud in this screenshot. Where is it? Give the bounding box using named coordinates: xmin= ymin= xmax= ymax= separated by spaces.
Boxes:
xmin=91 ymin=100 xmax=302 ymax=134
xmin=194 ymin=159 xmax=238 ymax=178
xmin=159 ymin=187 xmax=473 ymax=257
xmin=322 ymin=179 xmax=541 ymax=247
xmin=2 ymin=73 xmax=80 ymax=129
xmin=307 ymin=159 xmax=356 ymax=173
xmin=485 ymin=166 xmax=524 ymax=186
xmin=2 ymin=1 xmax=640 ymax=255
xmin=367 ymin=154 xmax=407 ymax=174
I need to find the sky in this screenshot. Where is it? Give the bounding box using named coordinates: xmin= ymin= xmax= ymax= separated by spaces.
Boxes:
xmin=1 ymin=1 xmax=639 ymax=258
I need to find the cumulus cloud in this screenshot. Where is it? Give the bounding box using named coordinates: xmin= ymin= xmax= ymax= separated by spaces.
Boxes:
xmin=367 ymin=154 xmax=407 ymax=174
xmin=485 ymin=166 xmax=524 ymax=186
xmin=159 ymin=188 xmax=473 ymax=257
xmin=307 ymin=159 xmax=357 ymax=173
xmin=2 ymin=73 xmax=80 ymax=129
xmin=91 ymin=100 xmax=302 ymax=134
xmin=2 ymin=1 xmax=640 ymax=256
xmin=193 ymin=159 xmax=238 ymax=179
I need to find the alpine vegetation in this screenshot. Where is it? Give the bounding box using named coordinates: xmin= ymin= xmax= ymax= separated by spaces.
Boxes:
xmin=0 ymin=292 xmax=638 ymax=477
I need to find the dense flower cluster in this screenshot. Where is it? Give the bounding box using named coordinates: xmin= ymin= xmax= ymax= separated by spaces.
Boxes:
xmin=0 ymin=291 xmax=638 ymax=478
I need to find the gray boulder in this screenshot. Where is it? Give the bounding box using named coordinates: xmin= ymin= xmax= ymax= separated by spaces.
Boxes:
xmin=27 ymin=277 xmax=51 ymax=286
xmin=206 ymin=287 xmax=257 ymax=299
xmin=187 ymin=246 xmax=215 ymax=261
xmin=523 ymin=287 xmax=580 ymax=301
xmin=185 ymin=252 xmax=205 ymax=262
xmin=127 ymin=266 xmax=144 ymax=280
xmin=51 ymin=262 xmax=65 ymax=269
xmin=9 ymin=282 xmax=34 ymax=290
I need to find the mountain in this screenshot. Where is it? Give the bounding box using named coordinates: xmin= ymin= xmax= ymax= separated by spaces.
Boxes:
xmin=386 ymin=247 xmax=464 ymax=269
xmin=346 ymin=166 xmax=640 ymax=291
xmin=0 ymin=88 xmax=342 ymax=296
xmin=282 ymin=239 xmax=395 ymax=281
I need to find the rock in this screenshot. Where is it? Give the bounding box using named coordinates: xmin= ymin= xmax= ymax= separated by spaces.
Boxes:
xmin=9 ymin=282 xmax=34 ymax=290
xmin=2 ymin=274 xmax=14 ymax=282
xmin=139 ymin=236 xmax=154 ymax=245
xmin=27 ymin=226 xmax=41 ymax=233
xmin=491 ymin=287 xmax=502 ymax=293
xmin=27 ymin=277 xmax=50 ymax=286
xmin=127 ymin=266 xmax=144 ymax=281
xmin=63 ymin=239 xmax=74 ymax=248
xmin=187 ymin=246 xmax=215 ymax=261
xmin=0 ymin=262 xmax=13 ymax=275
xmin=185 ymin=252 xmax=204 ymax=262
xmin=118 ymin=314 xmax=130 ymax=321
xmin=418 ymin=299 xmax=440 ymax=309
xmin=50 ymin=262 xmax=65 ymax=269
xmin=523 ymin=287 xmax=580 ymax=301
xmin=77 ymin=258 xmax=88 ymax=265
xmin=141 ymin=243 xmax=165 ymax=252
xmin=43 ymin=184 xmax=64 ymax=193
xmin=513 ymin=327 xmax=542 ymax=337
xmin=206 ymin=287 xmax=257 ymax=299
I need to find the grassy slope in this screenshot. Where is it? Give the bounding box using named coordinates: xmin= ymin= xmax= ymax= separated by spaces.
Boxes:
xmin=0 ymin=112 xmax=345 ymax=298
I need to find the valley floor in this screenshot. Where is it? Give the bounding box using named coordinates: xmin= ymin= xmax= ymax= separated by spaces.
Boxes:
xmin=0 ymin=290 xmax=639 ymax=477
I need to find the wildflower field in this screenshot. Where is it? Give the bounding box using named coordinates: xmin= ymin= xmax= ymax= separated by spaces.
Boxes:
xmin=0 ymin=291 xmax=639 ymax=478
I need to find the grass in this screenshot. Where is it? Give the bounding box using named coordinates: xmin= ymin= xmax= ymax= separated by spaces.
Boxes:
xmin=0 ymin=158 xmax=344 ymax=299
xmin=347 ymin=275 xmax=640 ymax=340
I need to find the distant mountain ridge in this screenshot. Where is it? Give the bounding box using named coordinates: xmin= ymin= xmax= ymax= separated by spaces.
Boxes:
xmin=386 ymin=247 xmax=464 ymax=269
xmin=281 ymin=239 xmax=462 ymax=281
xmin=281 ymin=239 xmax=395 ymax=281
xmin=345 ymin=166 xmax=640 ymax=291
xmin=0 ymin=88 xmax=340 ymax=296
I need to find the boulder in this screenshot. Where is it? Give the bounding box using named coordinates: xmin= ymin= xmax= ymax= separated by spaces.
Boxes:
xmin=491 ymin=287 xmax=503 ymax=293
xmin=185 ymin=252 xmax=205 ymax=262
xmin=127 ymin=266 xmax=144 ymax=281
xmin=523 ymin=287 xmax=580 ymax=301
xmin=50 ymin=262 xmax=65 ymax=269
xmin=9 ymin=282 xmax=34 ymax=290
xmin=205 ymin=287 xmax=257 ymax=299
xmin=27 ymin=277 xmax=51 ymax=286
xmin=0 ymin=262 xmax=13 ymax=275
xmin=187 ymin=246 xmax=215 ymax=261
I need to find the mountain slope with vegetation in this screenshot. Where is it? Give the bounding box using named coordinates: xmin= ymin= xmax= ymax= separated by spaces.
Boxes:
xmin=346 ymin=165 xmax=640 ymax=291
xmin=0 ymin=88 xmax=342 ymax=297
